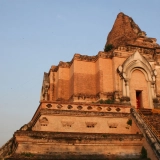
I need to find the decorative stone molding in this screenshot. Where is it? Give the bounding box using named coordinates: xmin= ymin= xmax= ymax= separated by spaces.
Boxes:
xmin=107 ymin=122 xmax=118 ymax=128
xmin=87 ymin=106 xmax=92 ymax=110
xmin=117 ymin=45 xmax=154 ymax=54
xmin=77 ymin=105 xmax=83 ymax=110
xmin=39 ymin=117 xmax=49 ymax=124
xmin=107 ymin=107 xmax=112 ymax=111
xmin=116 ymin=108 xmax=121 ymax=112
xmin=115 ymin=45 xmax=157 ymax=60
xmin=67 ymin=105 xmax=73 ymax=109
xmin=61 ymin=121 xmax=74 ymax=127
xmin=40 ymin=109 xmax=130 ymax=117
xmin=15 ymin=130 xmax=143 ymax=141
xmin=97 ymin=106 xmax=102 ymax=111
xmin=117 ymin=51 xmax=157 ymax=108
xmin=46 ymin=104 xmax=52 ymax=108
xmin=122 ymin=51 xmax=154 ymax=74
xmin=57 ymin=104 xmax=63 ymax=109
xmin=85 ymin=122 xmax=97 ymax=128
xmin=39 ymin=117 xmax=49 ymax=126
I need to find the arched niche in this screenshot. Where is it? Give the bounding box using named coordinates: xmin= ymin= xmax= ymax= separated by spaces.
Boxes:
xmin=117 ymin=51 xmax=157 ymax=108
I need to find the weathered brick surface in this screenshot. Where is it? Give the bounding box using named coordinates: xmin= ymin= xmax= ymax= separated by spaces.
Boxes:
xmin=106 ymin=12 xmax=141 ymax=48
xmin=98 ymin=58 xmax=113 ymax=92
xmin=57 ymin=79 xmax=70 ymax=100
xmin=74 ymin=73 xmax=96 ymax=95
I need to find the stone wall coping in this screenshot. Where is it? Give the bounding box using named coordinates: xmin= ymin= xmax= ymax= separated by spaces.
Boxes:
xmin=15 ymin=130 xmax=143 ymax=140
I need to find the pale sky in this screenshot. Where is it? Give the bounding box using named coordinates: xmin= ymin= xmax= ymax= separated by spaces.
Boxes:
xmin=0 ymin=0 xmax=160 ymax=147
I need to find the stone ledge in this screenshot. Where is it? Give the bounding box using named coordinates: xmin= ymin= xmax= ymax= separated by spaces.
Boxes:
xmin=6 ymin=153 xmax=141 ymax=160
xmin=15 ymin=131 xmax=143 ymax=141
xmin=39 ymin=109 xmax=130 ymax=117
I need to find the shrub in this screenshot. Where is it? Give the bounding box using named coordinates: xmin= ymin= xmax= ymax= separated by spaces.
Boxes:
xmin=97 ymin=99 xmax=114 ymax=104
xmin=127 ymin=119 xmax=132 ymax=126
xmin=104 ymin=44 xmax=113 ymax=52
xmin=104 ymin=99 xmax=113 ymax=104
xmin=141 ymin=146 xmax=147 ymax=159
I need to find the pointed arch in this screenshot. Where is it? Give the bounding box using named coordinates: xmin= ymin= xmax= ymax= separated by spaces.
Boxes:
xmin=117 ymin=51 xmax=157 ymax=108
xmin=122 ymin=51 xmax=153 ymax=82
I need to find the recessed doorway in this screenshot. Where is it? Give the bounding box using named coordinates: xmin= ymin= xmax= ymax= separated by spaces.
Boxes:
xmin=136 ymin=91 xmax=142 ymax=109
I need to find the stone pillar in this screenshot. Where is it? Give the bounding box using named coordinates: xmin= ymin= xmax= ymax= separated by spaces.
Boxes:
xmin=125 ymin=79 xmax=130 ymax=97
xmin=122 ymin=79 xmax=126 ymax=97
xmin=151 ymin=82 xmax=156 ymax=98
xmin=44 ymin=85 xmax=49 ymax=101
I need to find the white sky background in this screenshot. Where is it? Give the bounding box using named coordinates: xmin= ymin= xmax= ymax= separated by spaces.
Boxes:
xmin=0 ymin=0 xmax=160 ymax=147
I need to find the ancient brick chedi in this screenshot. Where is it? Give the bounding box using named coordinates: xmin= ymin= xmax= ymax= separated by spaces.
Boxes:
xmin=1 ymin=12 xmax=160 ymax=159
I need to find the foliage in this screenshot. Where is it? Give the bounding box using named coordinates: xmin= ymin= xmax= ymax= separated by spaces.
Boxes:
xmin=120 ymin=96 xmax=130 ymax=102
xmin=97 ymin=99 xmax=114 ymax=104
xmin=140 ymin=146 xmax=147 ymax=159
xmin=21 ymin=152 xmax=34 ymax=157
xmin=104 ymin=44 xmax=113 ymax=52
xmin=127 ymin=119 xmax=132 ymax=126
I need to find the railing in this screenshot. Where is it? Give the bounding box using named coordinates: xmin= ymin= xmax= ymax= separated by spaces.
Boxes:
xmin=132 ymin=108 xmax=160 ymax=159
xmin=137 ymin=109 xmax=160 ymax=140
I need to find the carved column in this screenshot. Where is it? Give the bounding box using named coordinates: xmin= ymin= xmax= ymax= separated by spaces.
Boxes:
xmin=122 ymin=79 xmax=126 ymax=97
xmin=125 ymin=79 xmax=130 ymax=97
xmin=151 ymin=82 xmax=156 ymax=98
xmin=44 ymin=85 xmax=49 ymax=101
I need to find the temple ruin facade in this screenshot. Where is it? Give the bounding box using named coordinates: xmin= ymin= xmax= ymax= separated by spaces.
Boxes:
xmin=1 ymin=12 xmax=160 ymax=159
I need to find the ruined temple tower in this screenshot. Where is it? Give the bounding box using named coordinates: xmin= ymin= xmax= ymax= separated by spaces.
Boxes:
xmin=1 ymin=12 xmax=160 ymax=159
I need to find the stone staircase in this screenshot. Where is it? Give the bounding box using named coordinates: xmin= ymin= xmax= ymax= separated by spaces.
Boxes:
xmin=139 ymin=108 xmax=152 ymax=115
xmin=132 ymin=108 xmax=160 ymax=159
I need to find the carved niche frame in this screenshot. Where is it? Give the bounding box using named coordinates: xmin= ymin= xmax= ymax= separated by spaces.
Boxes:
xmin=117 ymin=51 xmax=157 ymax=108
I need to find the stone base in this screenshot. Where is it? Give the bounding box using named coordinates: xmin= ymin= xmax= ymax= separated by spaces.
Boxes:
xmin=6 ymin=153 xmax=141 ymax=160
xmin=5 ymin=131 xmax=144 ymax=159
